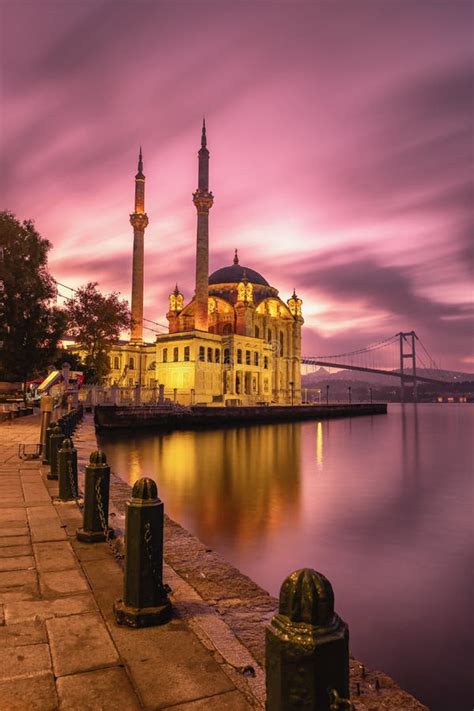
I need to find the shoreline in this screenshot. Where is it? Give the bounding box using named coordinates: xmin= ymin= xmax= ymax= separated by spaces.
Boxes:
xmin=94 ymin=402 xmax=387 ymax=431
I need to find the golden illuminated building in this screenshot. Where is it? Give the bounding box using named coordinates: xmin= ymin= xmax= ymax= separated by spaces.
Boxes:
xmin=105 ymin=122 xmax=304 ymax=405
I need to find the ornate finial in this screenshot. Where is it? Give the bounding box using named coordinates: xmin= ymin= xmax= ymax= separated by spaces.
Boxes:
xmin=233 ymin=249 xmax=239 ymax=265
xmin=90 ymin=450 xmax=107 ymax=465
xmin=292 ymin=288 xmax=297 ymax=299
xmin=279 ymin=569 xmax=335 ymax=627
xmin=136 ymin=146 xmax=144 ymax=177
xmin=173 ymin=283 xmax=180 ymax=296
xmin=131 ymin=477 xmax=158 ymax=502
xmin=201 ymin=118 xmax=207 ymax=148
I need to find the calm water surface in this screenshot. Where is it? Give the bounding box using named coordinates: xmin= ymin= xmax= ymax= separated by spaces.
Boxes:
xmin=99 ymin=404 xmax=473 ymax=711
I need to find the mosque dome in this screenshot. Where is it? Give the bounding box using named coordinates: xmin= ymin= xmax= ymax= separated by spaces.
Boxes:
xmin=208 ymin=250 xmax=269 ymax=286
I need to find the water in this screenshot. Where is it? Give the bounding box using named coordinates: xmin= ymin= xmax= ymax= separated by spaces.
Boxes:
xmin=99 ymin=404 xmax=473 ymax=711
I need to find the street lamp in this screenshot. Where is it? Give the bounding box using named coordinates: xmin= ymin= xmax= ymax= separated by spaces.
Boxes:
xmin=326 ymin=384 xmax=329 ymax=405
xmin=348 ymin=386 xmax=352 ymax=405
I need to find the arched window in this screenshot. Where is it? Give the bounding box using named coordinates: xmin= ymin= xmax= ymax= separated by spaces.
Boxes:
xmin=255 ymin=325 xmax=260 ymax=339
xmin=114 ymin=356 xmax=120 ymax=370
xmin=173 ymin=347 xmax=179 ymax=362
xmin=222 ymin=323 xmax=232 ymax=335
xmin=129 ymin=357 xmax=135 ymax=370
xmin=207 ymin=347 xmax=213 ymax=362
xmin=184 ymin=346 xmax=190 ymax=362
xmin=237 ymin=349 xmax=242 ymax=364
xmin=279 ymin=332 xmax=284 ymax=356
xmin=245 ymin=350 xmax=251 ymax=365
xmin=215 ymin=348 xmax=220 ymax=363
xmin=163 ymin=349 xmax=168 ymax=363
xmin=224 ymin=348 xmax=230 ymax=364
xmin=199 ymin=346 xmax=205 ymax=362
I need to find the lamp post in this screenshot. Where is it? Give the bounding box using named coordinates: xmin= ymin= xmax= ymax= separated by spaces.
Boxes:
xmin=348 ymin=386 xmax=352 ymax=405
xmin=326 ymin=384 xmax=329 ymax=406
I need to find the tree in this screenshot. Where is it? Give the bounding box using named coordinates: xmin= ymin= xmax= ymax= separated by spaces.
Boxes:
xmin=0 ymin=211 xmax=65 ymax=392
xmin=64 ymin=282 xmax=131 ymax=384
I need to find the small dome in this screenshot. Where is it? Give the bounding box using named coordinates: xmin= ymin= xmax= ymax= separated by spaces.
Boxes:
xmin=89 ymin=450 xmax=107 ymax=465
xmin=132 ymin=477 xmax=158 ymax=502
xmin=279 ymin=568 xmax=335 ymax=626
xmin=209 ymin=264 xmax=269 ymax=287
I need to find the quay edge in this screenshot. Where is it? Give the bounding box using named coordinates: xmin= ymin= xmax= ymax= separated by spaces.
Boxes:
xmin=94 ymin=402 xmax=387 ymax=431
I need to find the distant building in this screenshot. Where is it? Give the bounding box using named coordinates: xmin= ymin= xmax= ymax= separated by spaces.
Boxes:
xmin=91 ymin=123 xmax=303 ymax=405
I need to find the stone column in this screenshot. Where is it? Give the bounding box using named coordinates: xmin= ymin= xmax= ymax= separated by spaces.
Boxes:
xmin=130 ymin=215 xmax=148 ymax=342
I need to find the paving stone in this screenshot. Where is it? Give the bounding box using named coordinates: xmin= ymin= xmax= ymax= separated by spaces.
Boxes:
xmin=0 ymin=555 xmax=35 ymax=571
xmin=167 ymin=690 xmax=255 ymax=710
xmin=0 ymin=544 xmax=32 ymax=557
xmin=0 ymin=671 xmax=58 ymax=711
xmin=40 ymin=568 xmax=89 ymax=597
xmin=30 ymin=524 xmax=68 ymax=543
xmin=0 ymin=527 xmax=29 ymax=538
xmin=27 ymin=506 xmax=60 ymax=524
xmin=0 ymin=569 xmax=38 ymax=602
xmin=5 ymin=593 xmax=97 ymax=623
xmin=47 ymin=612 xmax=120 ymax=677
xmin=0 ymin=619 xmax=47 ymax=646
xmin=33 ymin=541 xmax=77 ymax=572
xmin=0 ymin=535 xmax=30 ymax=548
xmin=108 ymin=620 xmax=235 ymax=709
xmin=0 ymin=508 xmax=27 ymax=523
xmin=56 ymin=667 xmax=141 ymax=710
xmin=0 ymin=642 xmax=51 ymax=680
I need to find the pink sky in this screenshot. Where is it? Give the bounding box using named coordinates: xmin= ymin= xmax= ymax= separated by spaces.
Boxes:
xmin=1 ymin=1 xmax=472 ymax=370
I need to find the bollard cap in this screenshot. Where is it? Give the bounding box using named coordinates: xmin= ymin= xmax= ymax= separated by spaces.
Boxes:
xmin=131 ymin=477 xmax=158 ymax=502
xmin=90 ymin=450 xmax=107 ymax=465
xmin=60 ymin=437 xmax=74 ymax=451
xmin=279 ymin=568 xmax=335 ymax=627
xmin=52 ymin=424 xmax=63 ymax=435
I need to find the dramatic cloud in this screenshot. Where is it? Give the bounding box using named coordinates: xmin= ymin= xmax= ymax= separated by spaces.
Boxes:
xmin=1 ymin=0 xmax=472 ymax=369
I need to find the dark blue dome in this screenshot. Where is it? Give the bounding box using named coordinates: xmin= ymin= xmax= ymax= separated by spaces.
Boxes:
xmin=209 ymin=264 xmax=269 ymax=286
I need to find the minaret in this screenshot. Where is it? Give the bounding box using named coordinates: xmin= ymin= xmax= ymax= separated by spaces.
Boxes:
xmin=192 ymin=119 xmax=214 ymax=331
xmin=129 ymin=147 xmax=149 ymax=342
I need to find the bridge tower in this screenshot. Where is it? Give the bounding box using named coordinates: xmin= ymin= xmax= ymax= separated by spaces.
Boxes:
xmin=399 ymin=331 xmax=417 ymax=402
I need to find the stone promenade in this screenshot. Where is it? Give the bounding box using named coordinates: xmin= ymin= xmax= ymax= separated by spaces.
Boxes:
xmin=0 ymin=414 xmax=261 ymax=710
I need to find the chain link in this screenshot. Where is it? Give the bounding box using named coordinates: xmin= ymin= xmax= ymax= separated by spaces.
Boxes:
xmin=328 ymin=688 xmax=354 ymax=710
xmin=144 ymin=522 xmax=171 ymax=594
xmin=95 ymin=476 xmax=124 ymax=566
xmin=67 ymin=459 xmax=83 ymax=509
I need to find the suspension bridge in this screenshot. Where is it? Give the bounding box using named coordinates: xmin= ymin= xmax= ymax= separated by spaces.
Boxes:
xmin=302 ymin=331 xmax=449 ymax=401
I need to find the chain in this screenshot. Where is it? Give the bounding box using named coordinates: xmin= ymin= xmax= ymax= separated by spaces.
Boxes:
xmin=328 ymin=688 xmax=354 ymax=710
xmin=67 ymin=460 xmax=83 ymax=509
xmin=144 ymin=522 xmax=171 ymax=594
xmin=95 ymin=476 xmax=124 ymax=566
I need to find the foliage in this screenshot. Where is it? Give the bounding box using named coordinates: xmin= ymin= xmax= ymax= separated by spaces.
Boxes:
xmin=64 ymin=282 xmax=131 ymax=384
xmin=0 ymin=211 xmax=65 ymax=387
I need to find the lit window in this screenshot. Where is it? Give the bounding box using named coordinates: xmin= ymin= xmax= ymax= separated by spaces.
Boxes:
xmin=207 ymin=347 xmax=213 ymax=362
xmin=199 ymin=346 xmax=205 ymax=362
xmin=254 ymin=352 xmax=259 ymax=366
xmin=184 ymin=346 xmax=190 ymax=362
xmin=173 ymin=347 xmax=179 ymax=362
xmin=264 ymin=356 xmax=268 ymax=369
xmin=246 ymin=350 xmax=251 ymax=365
xmin=129 ymin=357 xmax=135 ymax=370
xmin=215 ymin=348 xmax=220 ymax=363
xmin=114 ymin=356 xmax=120 ymax=369
xmin=237 ymin=349 xmax=242 ymax=364
xmin=163 ymin=349 xmax=168 ymax=363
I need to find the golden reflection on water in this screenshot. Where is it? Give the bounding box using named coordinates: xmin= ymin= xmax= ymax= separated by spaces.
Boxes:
xmin=103 ymin=423 xmax=302 ymax=547
xmin=316 ymin=421 xmax=323 ymax=469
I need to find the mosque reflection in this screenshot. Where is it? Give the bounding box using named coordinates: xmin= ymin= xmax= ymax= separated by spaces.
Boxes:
xmin=99 ymin=423 xmax=303 ymax=547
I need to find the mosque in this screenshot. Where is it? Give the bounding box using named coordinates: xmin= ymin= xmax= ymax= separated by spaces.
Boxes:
xmin=104 ymin=123 xmax=303 ymax=406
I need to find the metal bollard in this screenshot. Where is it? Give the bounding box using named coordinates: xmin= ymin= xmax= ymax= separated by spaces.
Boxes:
xmin=47 ymin=424 xmax=65 ymax=480
xmin=114 ymin=477 xmax=172 ymax=628
xmin=77 ymin=451 xmax=114 ymax=543
xmin=57 ymin=438 xmax=78 ymax=501
xmin=42 ymin=422 xmax=56 ymax=465
xmin=266 ymin=568 xmax=349 ymax=711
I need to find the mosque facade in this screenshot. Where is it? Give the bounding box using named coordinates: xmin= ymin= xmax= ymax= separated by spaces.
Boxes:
xmin=104 ymin=123 xmax=303 ymax=406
